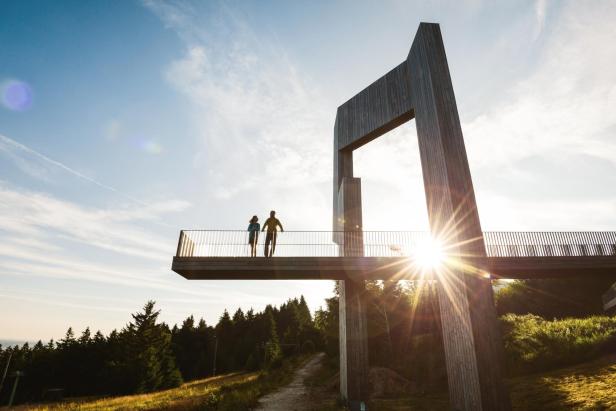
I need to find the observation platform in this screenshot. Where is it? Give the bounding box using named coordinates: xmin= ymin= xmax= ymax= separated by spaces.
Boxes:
xmin=171 ymin=231 xmax=616 ymax=281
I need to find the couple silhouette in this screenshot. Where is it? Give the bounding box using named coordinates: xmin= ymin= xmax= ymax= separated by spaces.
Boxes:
xmin=247 ymin=210 xmax=284 ymax=257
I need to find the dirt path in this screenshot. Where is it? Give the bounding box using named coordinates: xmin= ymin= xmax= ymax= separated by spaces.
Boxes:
xmin=255 ymin=353 xmax=325 ymax=411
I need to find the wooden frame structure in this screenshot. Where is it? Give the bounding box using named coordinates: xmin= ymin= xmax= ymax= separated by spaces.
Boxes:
xmin=333 ymin=22 xmax=509 ymax=410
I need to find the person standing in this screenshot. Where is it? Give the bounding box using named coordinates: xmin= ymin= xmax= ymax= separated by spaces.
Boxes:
xmin=247 ymin=215 xmax=260 ymax=257
xmin=262 ymin=210 xmax=284 ymax=257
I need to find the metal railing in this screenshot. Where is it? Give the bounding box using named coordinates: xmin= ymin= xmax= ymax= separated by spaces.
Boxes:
xmin=175 ymin=230 xmax=616 ymax=258
xmin=483 ymin=231 xmax=616 ymax=257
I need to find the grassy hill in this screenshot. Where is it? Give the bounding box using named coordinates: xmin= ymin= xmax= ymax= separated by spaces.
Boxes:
xmin=6 ymin=354 xmax=615 ymax=410
xmin=8 ymin=372 xmax=257 ymax=411
xmin=7 ymin=355 xmax=311 ymax=411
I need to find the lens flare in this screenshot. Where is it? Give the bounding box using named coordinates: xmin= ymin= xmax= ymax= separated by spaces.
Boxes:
xmin=414 ymin=237 xmax=445 ymax=269
xmin=1 ymin=80 xmax=33 ymax=111
xmin=142 ymin=141 xmax=163 ymax=155
xmin=128 ymin=136 xmax=163 ymax=155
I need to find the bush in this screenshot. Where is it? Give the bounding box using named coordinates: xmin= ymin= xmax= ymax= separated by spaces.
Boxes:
xmin=495 ymin=278 xmax=616 ymax=318
xmin=501 ymin=314 xmax=616 ymax=375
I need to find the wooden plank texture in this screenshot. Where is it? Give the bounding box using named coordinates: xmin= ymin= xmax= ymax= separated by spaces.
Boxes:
xmin=337 ymin=177 xmax=369 ymax=410
xmin=335 ymin=61 xmax=414 ymax=151
xmin=333 ymin=149 xmax=353 ymax=236
xmin=407 ymin=23 xmax=510 ymax=411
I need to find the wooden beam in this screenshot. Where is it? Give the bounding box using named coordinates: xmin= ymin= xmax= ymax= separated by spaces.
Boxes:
xmin=337 ymin=177 xmax=369 ymax=411
xmin=334 ymin=61 xmax=414 ymax=152
xmin=408 ymin=22 xmax=510 ymax=411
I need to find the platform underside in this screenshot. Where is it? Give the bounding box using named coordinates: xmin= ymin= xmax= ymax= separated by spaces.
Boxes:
xmin=172 ymin=256 xmax=616 ymax=280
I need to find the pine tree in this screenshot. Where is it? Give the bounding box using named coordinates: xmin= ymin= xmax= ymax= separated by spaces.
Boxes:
xmin=215 ymin=310 xmax=234 ymax=372
xmin=298 ymin=295 xmax=312 ymax=325
xmin=264 ymin=310 xmax=281 ymax=368
xmin=126 ymin=301 xmax=182 ymax=393
xmin=195 ymin=318 xmax=213 ymax=378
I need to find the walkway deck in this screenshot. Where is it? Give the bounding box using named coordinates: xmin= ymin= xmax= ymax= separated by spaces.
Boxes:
xmin=171 ymin=231 xmax=616 ymax=281
xmin=172 ymin=255 xmax=616 ymax=280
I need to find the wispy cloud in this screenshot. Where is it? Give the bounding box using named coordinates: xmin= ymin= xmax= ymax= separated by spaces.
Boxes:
xmin=0 ymin=133 xmax=148 ymax=206
xmin=144 ymin=2 xmax=333 ymax=228
xmin=0 ymin=133 xmax=195 ymax=305
xmin=0 ymin=177 xmax=243 ymax=337
xmin=144 ymin=0 xmax=616 ymax=233
xmin=0 ymin=183 xmax=189 ymax=261
xmin=464 ymin=1 xmax=616 ymax=229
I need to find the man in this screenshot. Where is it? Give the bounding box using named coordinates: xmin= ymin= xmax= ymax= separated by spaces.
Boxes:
xmin=262 ymin=210 xmax=284 ymax=257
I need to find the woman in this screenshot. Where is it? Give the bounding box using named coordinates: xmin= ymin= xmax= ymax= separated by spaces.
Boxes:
xmin=247 ymin=215 xmax=260 ymax=257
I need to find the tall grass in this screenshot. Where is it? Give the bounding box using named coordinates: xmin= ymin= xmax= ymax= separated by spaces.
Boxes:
xmin=23 ymin=355 xmax=311 ymax=411
xmin=501 ymin=314 xmax=616 ymax=375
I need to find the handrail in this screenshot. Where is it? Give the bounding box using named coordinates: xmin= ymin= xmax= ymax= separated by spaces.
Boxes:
xmin=174 ymin=230 xmax=616 ymax=258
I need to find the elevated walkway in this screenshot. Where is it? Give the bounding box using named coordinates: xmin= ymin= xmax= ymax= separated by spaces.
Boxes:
xmin=171 ymin=230 xmax=616 ymax=280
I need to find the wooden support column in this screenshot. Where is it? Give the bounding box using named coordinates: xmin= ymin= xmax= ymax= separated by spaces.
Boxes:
xmin=338 ymin=276 xmax=369 ymax=410
xmin=335 ymin=172 xmax=369 ymax=410
xmin=407 ymin=23 xmax=510 ymax=411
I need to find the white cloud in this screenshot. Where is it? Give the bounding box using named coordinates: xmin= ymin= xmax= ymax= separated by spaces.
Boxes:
xmin=145 ymin=0 xmax=616 ymax=234
xmin=0 ymin=183 xmax=189 ymax=261
xmin=466 ymin=2 xmax=616 ymax=164
xmin=462 ymin=1 xmax=616 ymax=229
xmin=147 ymin=3 xmax=333 ymax=209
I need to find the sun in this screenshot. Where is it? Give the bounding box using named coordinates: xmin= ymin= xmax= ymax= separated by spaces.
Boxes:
xmin=413 ymin=237 xmax=445 ymax=270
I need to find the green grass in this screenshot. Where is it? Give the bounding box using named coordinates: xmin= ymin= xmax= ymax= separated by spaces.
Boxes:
xmin=509 ymin=355 xmax=616 ymax=410
xmin=339 ymin=356 xmax=616 ymax=411
xmin=15 ymin=355 xmax=312 ymax=411
xmin=13 ymin=372 xmax=257 ymax=411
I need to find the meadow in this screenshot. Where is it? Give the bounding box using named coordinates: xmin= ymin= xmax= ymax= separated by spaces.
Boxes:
xmin=12 ymin=355 xmax=309 ymax=411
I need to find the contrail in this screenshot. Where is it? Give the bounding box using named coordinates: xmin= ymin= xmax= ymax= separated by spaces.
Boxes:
xmin=0 ymin=133 xmax=147 ymax=206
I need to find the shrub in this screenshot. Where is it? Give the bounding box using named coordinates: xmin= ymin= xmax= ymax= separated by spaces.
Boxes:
xmin=501 ymin=314 xmax=616 ymax=375
xmin=495 ymin=278 xmax=616 ymax=318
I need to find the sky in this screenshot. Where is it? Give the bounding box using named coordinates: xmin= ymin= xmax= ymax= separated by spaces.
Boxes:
xmin=1 ymin=0 xmax=615 ymax=342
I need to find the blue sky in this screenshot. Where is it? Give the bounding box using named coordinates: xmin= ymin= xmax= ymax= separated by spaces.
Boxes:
xmin=1 ymin=0 xmax=615 ymax=342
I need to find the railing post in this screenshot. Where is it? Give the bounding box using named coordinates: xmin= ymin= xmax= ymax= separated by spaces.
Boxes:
xmin=176 ymin=231 xmax=185 ymax=257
